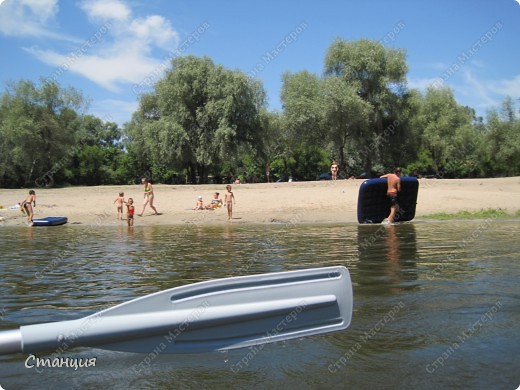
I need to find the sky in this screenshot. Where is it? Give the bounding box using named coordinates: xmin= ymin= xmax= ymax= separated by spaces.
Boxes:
xmin=0 ymin=0 xmax=519 ymax=126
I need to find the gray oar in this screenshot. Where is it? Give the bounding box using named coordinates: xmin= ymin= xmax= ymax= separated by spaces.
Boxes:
xmin=0 ymin=266 xmax=352 ymax=355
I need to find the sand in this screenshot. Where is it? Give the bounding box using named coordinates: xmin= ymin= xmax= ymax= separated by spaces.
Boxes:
xmin=0 ymin=177 xmax=519 ymax=227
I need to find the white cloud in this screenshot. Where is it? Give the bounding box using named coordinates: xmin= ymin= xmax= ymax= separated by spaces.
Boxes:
xmin=407 ymin=68 xmax=519 ymax=117
xmin=25 ymin=0 xmax=180 ymax=93
xmin=0 ymin=0 xmax=76 ymax=41
xmin=21 ymin=0 xmax=58 ymax=22
xmin=26 ymin=46 xmax=162 ymax=92
xmin=129 ymin=15 xmax=179 ymax=50
xmin=488 ymin=74 xmax=520 ymax=97
xmin=80 ymin=0 xmax=130 ymax=22
xmin=407 ymin=77 xmax=441 ymax=90
xmin=459 ymin=70 xmax=497 ymax=108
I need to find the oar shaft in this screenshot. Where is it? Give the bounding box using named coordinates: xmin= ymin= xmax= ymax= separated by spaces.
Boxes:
xmin=8 ymin=296 xmax=336 ymax=354
xmin=0 ymin=329 xmax=22 ymax=354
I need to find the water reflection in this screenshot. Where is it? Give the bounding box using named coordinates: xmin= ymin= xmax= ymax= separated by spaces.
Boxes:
xmin=356 ymin=223 xmax=418 ymax=294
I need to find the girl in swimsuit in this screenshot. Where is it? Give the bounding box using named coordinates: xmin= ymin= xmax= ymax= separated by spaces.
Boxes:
xmin=138 ymin=178 xmax=159 ymax=216
xmin=127 ymin=198 xmax=135 ymax=226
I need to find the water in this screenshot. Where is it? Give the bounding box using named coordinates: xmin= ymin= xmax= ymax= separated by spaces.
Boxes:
xmin=0 ymin=221 xmax=519 ymax=389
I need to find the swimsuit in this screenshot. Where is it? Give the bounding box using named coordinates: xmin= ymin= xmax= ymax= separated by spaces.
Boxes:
xmin=387 ymin=191 xmax=398 ymax=207
xmin=128 ymin=207 xmax=135 ymax=219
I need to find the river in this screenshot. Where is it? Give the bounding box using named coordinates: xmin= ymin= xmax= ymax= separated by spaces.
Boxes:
xmin=0 ymin=220 xmax=518 ymax=389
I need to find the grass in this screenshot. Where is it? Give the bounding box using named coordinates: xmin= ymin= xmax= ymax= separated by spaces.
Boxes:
xmin=423 ymin=208 xmax=520 ymax=220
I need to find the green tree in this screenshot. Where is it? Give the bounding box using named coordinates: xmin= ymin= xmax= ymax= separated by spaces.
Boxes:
xmin=280 ymin=71 xmax=329 ymax=180
xmin=480 ymin=97 xmax=520 ymax=176
xmin=412 ymin=86 xmax=475 ymax=177
xmin=135 ymin=56 xmax=266 ymax=183
xmin=324 ymin=39 xmax=408 ymax=177
xmin=321 ymin=76 xmax=371 ymax=176
xmin=123 ymin=93 xmax=160 ymax=183
xmin=0 ymin=79 xmax=85 ymax=187
xmin=68 ymin=115 xmax=125 ymax=185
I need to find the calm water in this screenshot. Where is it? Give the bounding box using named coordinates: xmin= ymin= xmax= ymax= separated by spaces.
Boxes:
xmin=0 ymin=221 xmax=519 ymax=389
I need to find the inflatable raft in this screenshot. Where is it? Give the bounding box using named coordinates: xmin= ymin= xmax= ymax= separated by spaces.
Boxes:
xmin=32 ymin=217 xmax=68 ymax=226
xmin=357 ymin=177 xmax=419 ymax=224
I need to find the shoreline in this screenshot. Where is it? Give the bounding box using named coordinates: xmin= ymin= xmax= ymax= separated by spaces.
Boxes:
xmin=1 ymin=177 xmax=519 ymax=227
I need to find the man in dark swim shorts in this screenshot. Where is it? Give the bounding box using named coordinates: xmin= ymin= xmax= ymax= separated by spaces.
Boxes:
xmin=380 ymin=168 xmax=401 ymax=224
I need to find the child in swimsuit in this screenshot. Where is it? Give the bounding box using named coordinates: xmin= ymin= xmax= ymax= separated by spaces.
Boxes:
xmin=193 ymin=196 xmax=204 ymax=210
xmin=21 ymin=190 xmax=36 ymax=225
xmin=224 ymin=185 xmax=236 ymax=220
xmin=114 ymin=192 xmax=126 ymax=220
xmin=127 ymin=198 xmax=135 ymax=226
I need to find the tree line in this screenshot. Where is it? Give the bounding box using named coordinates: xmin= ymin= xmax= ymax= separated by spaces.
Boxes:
xmin=1 ymin=38 xmax=518 ymax=188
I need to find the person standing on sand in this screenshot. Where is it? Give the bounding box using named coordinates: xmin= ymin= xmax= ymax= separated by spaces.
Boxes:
xmin=20 ymin=190 xmax=36 ymax=225
xmin=380 ymin=167 xmax=402 ymax=224
xmin=331 ymin=161 xmax=339 ymax=180
xmin=138 ymin=178 xmax=159 ymax=216
xmin=113 ymin=192 xmax=126 ymax=220
xmin=224 ymin=185 xmax=236 ymax=220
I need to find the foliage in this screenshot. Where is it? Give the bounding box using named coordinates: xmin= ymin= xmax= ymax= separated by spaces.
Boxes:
xmin=133 ymin=56 xmax=266 ymax=184
xmin=0 ymin=79 xmax=86 ymax=187
xmin=1 ymin=44 xmax=519 ymax=189
xmin=324 ymin=38 xmax=410 ymax=177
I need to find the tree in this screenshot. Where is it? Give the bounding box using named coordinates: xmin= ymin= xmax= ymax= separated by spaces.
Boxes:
xmin=123 ymin=93 xmax=160 ymax=183
xmin=280 ymin=71 xmax=323 ymax=146
xmin=279 ymin=71 xmax=330 ymax=180
xmin=68 ymin=115 xmax=125 ymax=185
xmin=412 ymin=86 xmax=475 ymax=177
xmin=321 ymin=76 xmax=371 ymax=176
xmin=0 ymin=79 xmax=86 ymax=187
xmin=479 ymin=97 xmax=520 ymax=176
xmin=324 ymin=39 xmax=408 ymax=177
xmin=135 ymin=56 xmax=266 ymax=183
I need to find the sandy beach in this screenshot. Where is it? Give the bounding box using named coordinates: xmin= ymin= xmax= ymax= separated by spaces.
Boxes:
xmin=0 ymin=177 xmax=519 ymax=227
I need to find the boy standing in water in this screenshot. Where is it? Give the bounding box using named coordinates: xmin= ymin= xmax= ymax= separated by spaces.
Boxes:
xmin=380 ymin=168 xmax=402 ymax=224
xmin=126 ymin=198 xmax=135 ymax=226
xmin=224 ymin=185 xmax=236 ymax=220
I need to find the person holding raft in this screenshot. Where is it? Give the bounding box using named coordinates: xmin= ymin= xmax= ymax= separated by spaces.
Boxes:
xmin=380 ymin=167 xmax=401 ymax=224
xmin=137 ymin=178 xmax=159 ymax=216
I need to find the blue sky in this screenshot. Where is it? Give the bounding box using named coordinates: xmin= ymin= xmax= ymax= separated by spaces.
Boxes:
xmin=1 ymin=0 xmax=519 ymax=126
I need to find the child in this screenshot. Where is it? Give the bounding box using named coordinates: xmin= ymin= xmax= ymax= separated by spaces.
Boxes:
xmin=114 ymin=192 xmax=126 ymax=220
xmin=224 ymin=185 xmax=236 ymax=220
xmin=193 ymin=195 xmax=204 ymax=210
xmin=21 ymin=190 xmax=36 ymax=225
xmin=126 ymin=198 xmax=135 ymax=226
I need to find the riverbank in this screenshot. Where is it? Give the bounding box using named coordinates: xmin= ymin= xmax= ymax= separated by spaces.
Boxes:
xmin=0 ymin=177 xmax=519 ymax=227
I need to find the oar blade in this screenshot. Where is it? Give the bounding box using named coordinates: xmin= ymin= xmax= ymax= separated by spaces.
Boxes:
xmin=94 ymin=266 xmax=353 ymax=353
